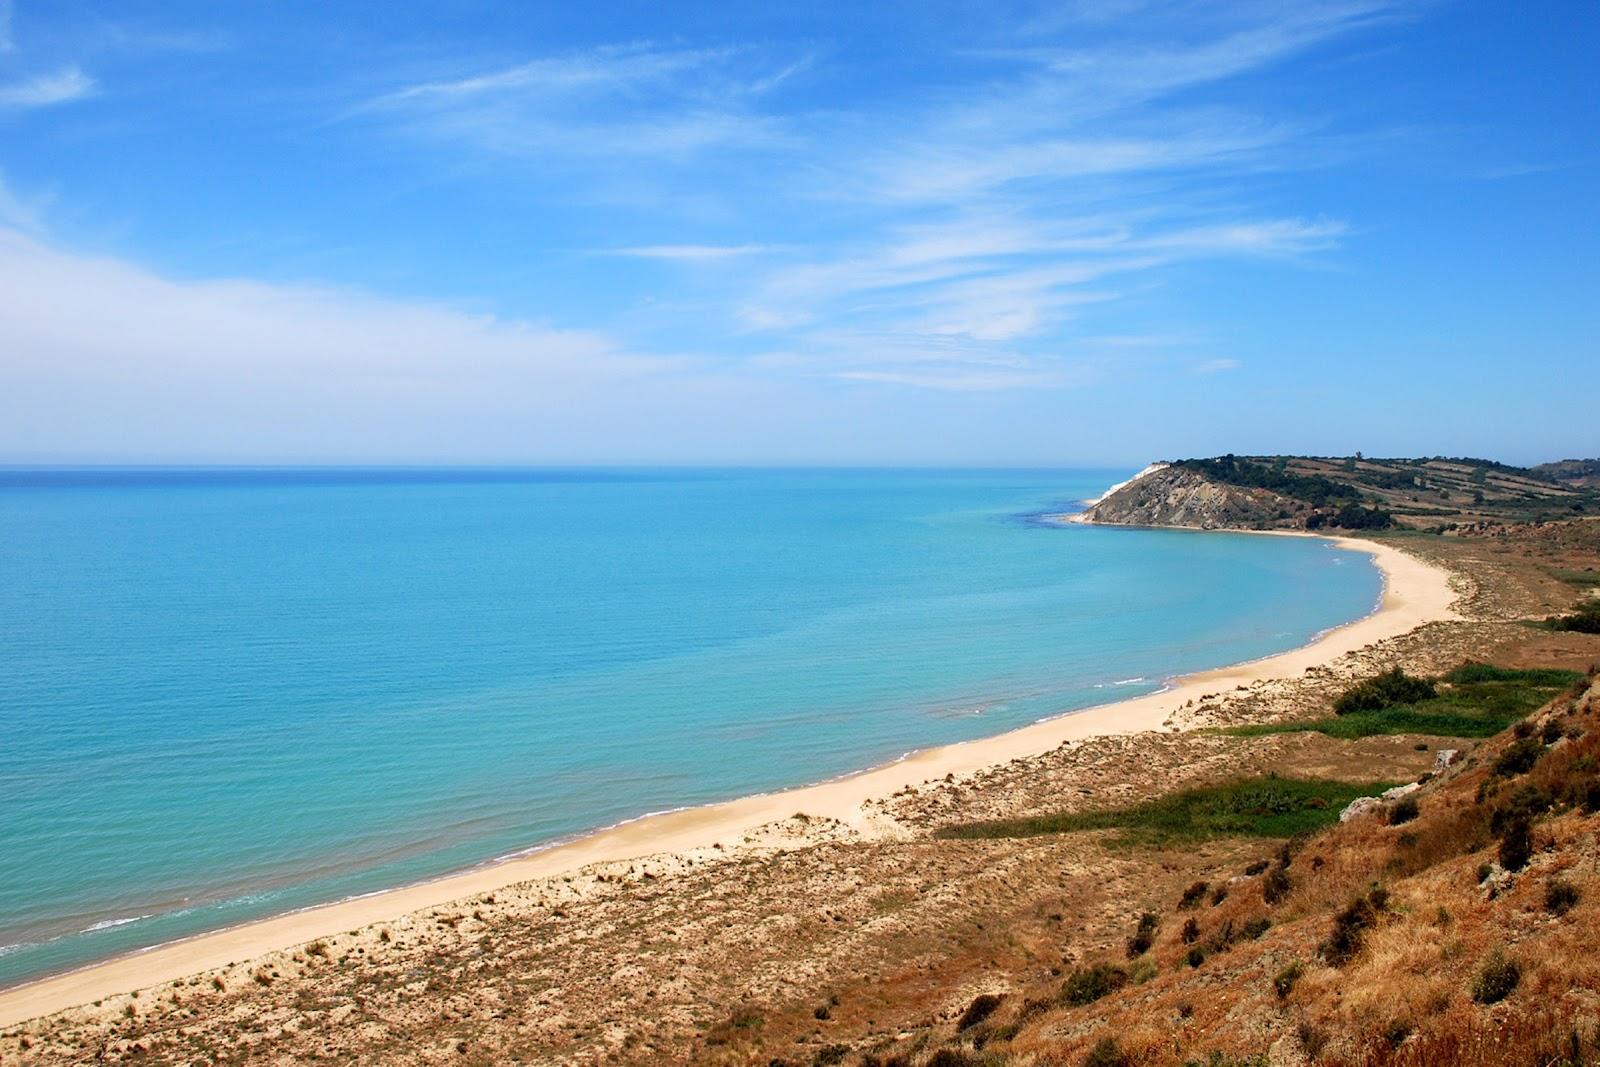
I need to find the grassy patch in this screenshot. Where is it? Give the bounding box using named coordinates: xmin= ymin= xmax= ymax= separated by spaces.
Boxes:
xmin=934 ymin=776 xmax=1390 ymax=845
xmin=1217 ymin=664 xmax=1580 ymax=740
xmin=1540 ymin=601 xmax=1600 ymax=634
xmin=1541 ymin=566 xmax=1600 ymax=589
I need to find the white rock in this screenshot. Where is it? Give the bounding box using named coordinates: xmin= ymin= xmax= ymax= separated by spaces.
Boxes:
xmin=1433 ymin=749 xmax=1459 ymax=772
xmin=1381 ymin=782 xmax=1421 ymax=801
xmin=1339 ymin=796 xmax=1386 ymax=822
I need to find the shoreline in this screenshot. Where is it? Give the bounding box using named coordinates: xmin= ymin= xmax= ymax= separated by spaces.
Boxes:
xmin=0 ymin=531 xmax=1461 ymax=1029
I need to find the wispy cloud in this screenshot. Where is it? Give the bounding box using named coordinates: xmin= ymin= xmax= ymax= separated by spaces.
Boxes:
xmin=752 ymin=336 xmax=1104 ymax=392
xmin=377 ymin=45 xmax=735 ymax=105
xmin=603 ymin=244 xmax=774 ymax=261
xmin=0 ymin=64 xmax=94 ymax=109
xmin=1194 ymin=358 xmax=1242 ymax=374
xmin=735 ymin=212 xmax=1344 ymax=358
xmin=360 ymin=43 xmax=801 ymax=161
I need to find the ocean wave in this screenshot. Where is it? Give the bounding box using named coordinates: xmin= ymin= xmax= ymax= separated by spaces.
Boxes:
xmin=82 ymin=914 xmax=153 ymax=934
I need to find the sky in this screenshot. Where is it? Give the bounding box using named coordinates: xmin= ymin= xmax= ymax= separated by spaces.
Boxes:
xmin=0 ymin=1 xmax=1595 ymax=467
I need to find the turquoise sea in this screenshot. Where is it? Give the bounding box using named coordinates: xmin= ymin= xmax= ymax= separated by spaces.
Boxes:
xmin=0 ymin=468 xmax=1381 ymax=987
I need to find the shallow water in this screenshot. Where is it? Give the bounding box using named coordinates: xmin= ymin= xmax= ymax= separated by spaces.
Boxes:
xmin=0 ymin=468 xmax=1379 ymax=985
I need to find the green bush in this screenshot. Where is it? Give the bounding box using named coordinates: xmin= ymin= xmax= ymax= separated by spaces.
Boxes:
xmin=1061 ymin=963 xmax=1127 ymax=1007
xmin=1545 ymin=601 xmax=1600 ymax=634
xmin=1334 ymin=669 xmax=1437 ymax=716
xmin=1321 ymin=886 xmax=1387 ymax=966
xmin=1498 ymin=817 xmax=1533 ymax=873
xmin=1082 ymin=1037 xmax=1131 ymax=1067
xmin=1470 ymin=950 xmax=1521 ymax=1004
xmin=1545 ymin=878 xmax=1580 ymax=916
xmin=1221 ymin=665 xmax=1580 ymax=741
xmin=1273 ymin=961 xmax=1303 ymax=999
xmin=1125 ymin=912 xmax=1159 ymax=958
xmin=1332 ymin=502 xmax=1395 ymax=530
xmin=957 ymin=993 xmax=1003 ymax=1031
xmin=1263 ymin=865 xmax=1291 ymax=905
xmin=1490 ymin=784 xmax=1552 ymax=833
xmin=1493 ymin=738 xmax=1545 ymax=778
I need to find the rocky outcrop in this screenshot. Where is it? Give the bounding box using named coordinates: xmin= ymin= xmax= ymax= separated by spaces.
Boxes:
xmin=1079 ymin=464 xmax=1303 ymax=530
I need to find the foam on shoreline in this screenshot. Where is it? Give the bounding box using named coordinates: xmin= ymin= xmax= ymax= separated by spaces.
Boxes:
xmin=0 ymin=529 xmax=1461 ymax=1028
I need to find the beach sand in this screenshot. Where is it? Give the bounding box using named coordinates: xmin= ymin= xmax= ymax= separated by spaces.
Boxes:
xmin=0 ymin=533 xmax=1460 ymax=1029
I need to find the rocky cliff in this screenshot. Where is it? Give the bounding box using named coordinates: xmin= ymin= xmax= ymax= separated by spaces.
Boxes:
xmin=1079 ymin=463 xmax=1305 ymax=530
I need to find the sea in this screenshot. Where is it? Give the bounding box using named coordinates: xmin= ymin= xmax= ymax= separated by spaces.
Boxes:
xmin=0 ymin=467 xmax=1381 ymax=986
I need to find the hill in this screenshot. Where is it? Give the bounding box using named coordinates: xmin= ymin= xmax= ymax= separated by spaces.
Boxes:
xmin=1082 ymin=455 xmax=1599 ymax=532
xmin=1533 ymin=459 xmax=1600 ymax=489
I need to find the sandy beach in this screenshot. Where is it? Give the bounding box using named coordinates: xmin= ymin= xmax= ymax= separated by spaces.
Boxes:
xmin=0 ymin=532 xmax=1460 ymax=1029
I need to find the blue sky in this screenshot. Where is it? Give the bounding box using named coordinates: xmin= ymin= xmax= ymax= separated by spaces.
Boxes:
xmin=0 ymin=1 xmax=1594 ymax=465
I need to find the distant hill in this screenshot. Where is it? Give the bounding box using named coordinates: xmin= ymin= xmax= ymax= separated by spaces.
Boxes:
xmin=1082 ymin=454 xmax=1600 ymax=532
xmin=1532 ymin=458 xmax=1600 ymax=489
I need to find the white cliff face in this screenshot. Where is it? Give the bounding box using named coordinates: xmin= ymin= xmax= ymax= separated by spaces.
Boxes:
xmin=1082 ymin=463 xmax=1170 ymax=506
xmin=1080 ymin=463 xmax=1310 ymax=530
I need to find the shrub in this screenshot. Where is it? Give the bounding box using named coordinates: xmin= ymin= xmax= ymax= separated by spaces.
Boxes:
xmin=1491 ymin=784 xmax=1553 ymax=833
xmin=1470 ymin=950 xmax=1521 ymax=1004
xmin=936 ymin=777 xmax=1384 ymax=844
xmin=1242 ymin=917 xmax=1271 ymax=940
xmin=1181 ymin=917 xmax=1201 ymax=944
xmin=1333 ymin=502 xmax=1394 ymax=530
xmin=1493 ymin=739 xmax=1545 ymax=778
xmin=1334 ymin=669 xmax=1437 ymax=716
xmin=1389 ymin=796 xmax=1420 ymax=825
xmin=1179 ymin=881 xmax=1210 ymax=909
xmin=1061 ymin=963 xmax=1127 ymax=1006
xmin=1273 ymin=961 xmax=1304 ymax=999
xmin=1545 ymin=878 xmax=1580 ymax=916
xmin=1244 ymin=859 xmax=1269 ymax=876
xmin=1262 ymin=866 xmax=1291 ymax=905
xmin=1545 ymin=602 xmax=1600 ymax=634
xmin=1498 ymin=817 xmax=1533 ymax=872
xmin=1204 ymin=918 xmax=1237 ymax=955
xmin=1185 ymin=945 xmax=1207 ymax=968
xmin=1082 ymin=1037 xmax=1131 ymax=1067
xmin=1210 ymin=884 xmax=1228 ymax=906
xmin=1125 ymin=912 xmax=1159 ymax=958
xmin=1322 ymin=886 xmax=1387 ymax=966
xmin=1298 ymin=1023 xmax=1329 ymax=1058
xmin=1129 ymin=958 xmax=1158 ymax=985
xmin=957 ymin=993 xmax=1003 ymax=1031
